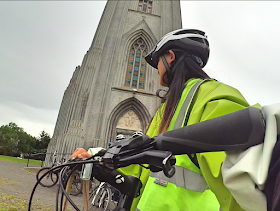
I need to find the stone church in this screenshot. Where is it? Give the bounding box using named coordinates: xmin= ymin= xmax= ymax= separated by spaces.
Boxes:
xmin=46 ymin=0 xmax=182 ymax=165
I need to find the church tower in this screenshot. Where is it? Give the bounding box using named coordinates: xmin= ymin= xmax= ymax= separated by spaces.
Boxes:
xmin=46 ymin=0 xmax=182 ymax=164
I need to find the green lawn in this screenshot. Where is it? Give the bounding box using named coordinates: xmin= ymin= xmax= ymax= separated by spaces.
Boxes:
xmin=0 ymin=155 xmax=43 ymax=166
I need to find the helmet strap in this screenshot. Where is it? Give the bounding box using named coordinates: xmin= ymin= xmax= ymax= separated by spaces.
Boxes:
xmin=161 ymin=55 xmax=186 ymax=86
xmin=171 ymin=55 xmax=186 ymax=73
xmin=161 ymin=55 xmax=171 ymax=74
xmin=161 ymin=55 xmax=173 ymax=86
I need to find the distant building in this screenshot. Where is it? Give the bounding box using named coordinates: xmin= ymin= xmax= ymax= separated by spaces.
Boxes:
xmin=46 ymin=0 xmax=182 ymax=165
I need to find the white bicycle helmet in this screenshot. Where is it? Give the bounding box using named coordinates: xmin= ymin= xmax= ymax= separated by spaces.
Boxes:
xmin=131 ymin=131 xmax=144 ymax=138
xmin=145 ymin=29 xmax=209 ymax=69
xmin=116 ymin=134 xmax=126 ymax=141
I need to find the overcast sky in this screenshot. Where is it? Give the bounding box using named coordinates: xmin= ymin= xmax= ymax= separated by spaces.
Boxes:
xmin=1 ymin=1 xmax=280 ymax=137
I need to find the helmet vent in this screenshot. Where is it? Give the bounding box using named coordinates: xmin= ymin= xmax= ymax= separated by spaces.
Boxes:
xmin=174 ymin=29 xmax=205 ymax=36
xmin=189 ymin=37 xmax=203 ymax=43
xmin=189 ymin=37 xmax=209 ymax=46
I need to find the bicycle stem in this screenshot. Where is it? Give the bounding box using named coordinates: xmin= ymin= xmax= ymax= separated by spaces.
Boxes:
xmin=92 ymin=164 xmax=142 ymax=211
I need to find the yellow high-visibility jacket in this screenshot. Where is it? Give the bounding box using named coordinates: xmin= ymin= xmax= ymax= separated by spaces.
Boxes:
xmin=119 ymin=78 xmax=249 ymax=211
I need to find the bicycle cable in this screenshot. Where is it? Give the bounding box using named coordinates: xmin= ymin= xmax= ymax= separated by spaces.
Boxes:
xmin=59 ymin=166 xmax=71 ymax=211
xmin=56 ymin=167 xmax=62 ymax=211
xmin=28 ymin=166 xmax=57 ymax=211
xmin=58 ymin=165 xmax=81 ymax=211
xmin=56 ymin=166 xmax=68 ymax=211
xmin=29 ymin=158 xmax=99 ymax=211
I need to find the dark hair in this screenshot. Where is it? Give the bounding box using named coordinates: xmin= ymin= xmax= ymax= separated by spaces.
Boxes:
xmin=158 ymin=52 xmax=210 ymax=134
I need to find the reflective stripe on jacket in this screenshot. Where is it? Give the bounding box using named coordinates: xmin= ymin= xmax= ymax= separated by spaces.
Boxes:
xmin=150 ymin=165 xmax=208 ymax=192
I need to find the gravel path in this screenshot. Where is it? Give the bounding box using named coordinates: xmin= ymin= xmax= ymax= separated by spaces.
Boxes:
xmin=0 ymin=160 xmax=118 ymax=211
xmin=0 ymin=160 xmax=89 ymax=210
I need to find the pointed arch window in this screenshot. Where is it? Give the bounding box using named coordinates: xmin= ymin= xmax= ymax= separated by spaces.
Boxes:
xmin=125 ymin=38 xmax=147 ymax=89
xmin=138 ymin=0 xmax=152 ymax=14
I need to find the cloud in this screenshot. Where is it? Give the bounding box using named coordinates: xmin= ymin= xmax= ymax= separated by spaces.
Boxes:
xmin=0 ymin=1 xmax=106 ymax=136
xmin=1 ymin=1 xmax=280 ymax=137
xmin=0 ymin=100 xmax=58 ymax=136
xmin=181 ymin=1 xmax=280 ymax=106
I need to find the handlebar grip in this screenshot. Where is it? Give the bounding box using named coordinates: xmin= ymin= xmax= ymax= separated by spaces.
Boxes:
xmin=156 ymin=107 xmax=265 ymax=154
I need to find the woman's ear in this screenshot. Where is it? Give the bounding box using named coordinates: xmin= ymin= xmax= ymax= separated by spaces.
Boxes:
xmin=168 ymin=50 xmax=176 ymax=66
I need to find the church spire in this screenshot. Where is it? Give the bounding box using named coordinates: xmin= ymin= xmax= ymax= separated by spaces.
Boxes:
xmin=46 ymin=0 xmax=182 ymax=166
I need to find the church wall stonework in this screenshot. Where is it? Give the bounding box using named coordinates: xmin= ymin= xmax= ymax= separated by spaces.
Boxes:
xmin=124 ymin=10 xmax=161 ymax=40
xmin=46 ymin=0 xmax=182 ymax=166
xmin=108 ymin=89 xmax=158 ymax=116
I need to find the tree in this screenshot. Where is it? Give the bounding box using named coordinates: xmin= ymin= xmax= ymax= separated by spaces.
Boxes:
xmin=35 ymin=130 xmax=51 ymax=153
xmin=17 ymin=131 xmax=36 ymax=154
xmin=8 ymin=122 xmax=24 ymax=133
xmin=0 ymin=125 xmax=18 ymax=156
xmin=0 ymin=122 xmax=37 ymax=156
xmin=0 ymin=122 xmax=52 ymax=157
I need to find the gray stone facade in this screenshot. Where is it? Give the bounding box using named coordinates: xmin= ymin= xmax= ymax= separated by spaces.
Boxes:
xmin=46 ymin=0 xmax=182 ymax=166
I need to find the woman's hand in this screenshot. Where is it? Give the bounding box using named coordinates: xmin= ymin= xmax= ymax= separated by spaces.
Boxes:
xmin=71 ymin=148 xmax=91 ymax=158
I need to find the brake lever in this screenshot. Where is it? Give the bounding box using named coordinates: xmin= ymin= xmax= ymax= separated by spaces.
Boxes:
xmin=149 ymin=152 xmax=176 ymax=178
xmin=145 ymin=153 xmax=176 ymax=178
xmin=107 ymin=149 xmax=176 ymax=177
xmin=102 ymin=135 xmax=156 ymax=169
xmin=162 ymin=153 xmax=176 ymax=178
xmin=102 ymin=135 xmax=176 ymax=178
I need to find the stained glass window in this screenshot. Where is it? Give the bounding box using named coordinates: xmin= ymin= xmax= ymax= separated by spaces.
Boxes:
xmin=125 ymin=38 xmax=147 ymax=89
xmin=138 ymin=0 xmax=152 ymax=14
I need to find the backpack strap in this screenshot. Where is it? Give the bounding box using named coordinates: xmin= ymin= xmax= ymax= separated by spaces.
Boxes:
xmin=174 ymin=79 xmax=209 ymax=129
xmin=173 ymin=79 xmax=209 ymax=168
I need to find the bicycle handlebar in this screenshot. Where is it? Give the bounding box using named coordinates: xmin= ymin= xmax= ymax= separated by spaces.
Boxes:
xmin=105 ymin=107 xmax=265 ymax=158
xmin=155 ymin=106 xmax=266 ymax=154
xmin=87 ymin=107 xmax=265 ymax=211
xmin=100 ymin=107 xmax=265 ymax=178
xmin=31 ymin=107 xmax=266 ymax=211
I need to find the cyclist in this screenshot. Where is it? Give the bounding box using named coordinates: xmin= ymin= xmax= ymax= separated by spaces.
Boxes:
xmin=71 ymin=29 xmax=251 ymax=211
xmin=108 ymin=134 xmax=126 ymax=147
xmin=116 ymin=134 xmax=126 ymax=141
xmin=131 ymin=131 xmax=144 ymax=138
